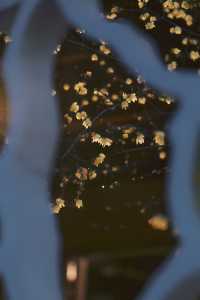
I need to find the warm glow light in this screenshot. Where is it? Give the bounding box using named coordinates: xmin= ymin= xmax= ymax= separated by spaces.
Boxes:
xmin=66 ymin=261 xmax=78 ymax=282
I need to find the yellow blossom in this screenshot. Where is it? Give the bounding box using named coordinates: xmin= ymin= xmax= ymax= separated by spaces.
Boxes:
xmin=190 ymin=50 xmax=200 ymax=61
xmin=125 ymin=78 xmax=133 ymax=85
xmin=101 ymin=137 xmax=113 ymax=147
xmin=171 ymin=48 xmax=181 ymax=55
xmin=64 ymin=113 xmax=72 ymax=124
xmin=106 ymin=13 xmax=118 ymax=20
xmin=89 ymin=170 xmax=97 ymax=180
xmin=100 ymin=44 xmax=111 ymax=55
xmin=170 ymin=26 xmax=182 ymax=34
xmin=91 ymin=54 xmax=98 ymax=61
xmin=52 ymin=198 xmax=65 ymax=214
xmin=167 ymin=61 xmax=177 ymax=71
xmin=121 ymin=101 xmax=129 ymax=110
xmin=136 ymin=133 xmax=145 ymax=145
xmin=76 ymin=111 xmax=87 ymax=121
xmin=75 ymin=199 xmax=83 ymax=209
xmin=154 ymin=131 xmax=165 ymax=145
xmin=138 ymin=97 xmax=146 ymax=104
xmin=159 ymin=151 xmax=167 ymax=160
xmin=70 ymin=102 xmax=79 ymax=113
xmin=74 ymin=82 xmax=88 ymax=95
xmin=63 ymin=83 xmax=70 ymax=91
xmin=93 ymin=153 xmax=106 ymax=167
xmin=148 ymin=215 xmax=169 ymax=231
xmin=181 ymin=1 xmax=190 ymax=9
xmin=75 ymin=167 xmax=88 ymax=181
xmin=82 ymin=118 xmax=92 ymax=128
